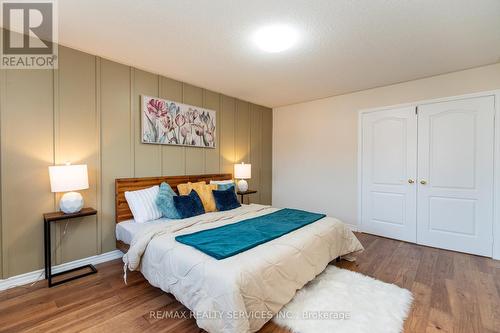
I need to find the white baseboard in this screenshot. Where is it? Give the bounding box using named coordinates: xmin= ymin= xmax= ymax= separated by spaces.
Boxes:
xmin=0 ymin=250 xmax=124 ymax=291
xmin=345 ymin=224 xmax=360 ymax=232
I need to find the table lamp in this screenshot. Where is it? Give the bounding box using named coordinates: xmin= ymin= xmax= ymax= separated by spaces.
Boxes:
xmin=48 ymin=163 xmax=89 ymax=214
xmin=234 ymin=162 xmax=251 ymax=192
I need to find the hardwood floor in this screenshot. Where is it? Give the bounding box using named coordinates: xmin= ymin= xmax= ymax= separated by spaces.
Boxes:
xmin=1 ymin=232 xmax=499 ymax=333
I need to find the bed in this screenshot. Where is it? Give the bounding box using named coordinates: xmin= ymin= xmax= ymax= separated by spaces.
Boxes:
xmin=115 ymin=174 xmax=364 ymax=333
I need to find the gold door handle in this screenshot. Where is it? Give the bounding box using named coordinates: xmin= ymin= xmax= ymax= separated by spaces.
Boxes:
xmin=420 ymin=180 xmax=427 ymax=185
xmin=408 ymin=179 xmax=415 ymax=184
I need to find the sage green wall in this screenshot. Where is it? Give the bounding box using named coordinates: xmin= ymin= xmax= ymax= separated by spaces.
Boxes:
xmin=0 ymin=45 xmax=272 ymax=278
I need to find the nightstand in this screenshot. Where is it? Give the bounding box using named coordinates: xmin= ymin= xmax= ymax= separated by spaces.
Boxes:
xmin=237 ymin=190 xmax=257 ymax=204
xmin=43 ymin=207 xmax=98 ymax=287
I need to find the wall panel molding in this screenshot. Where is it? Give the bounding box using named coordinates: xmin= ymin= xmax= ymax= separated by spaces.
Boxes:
xmin=159 ymin=77 xmax=184 ymax=176
xmin=235 ymin=100 xmax=250 ymax=164
xmin=133 ymin=69 xmax=161 ymax=177
xmin=250 ymin=104 xmax=263 ymax=203
xmin=2 ymin=69 xmax=55 ymax=276
xmin=129 ymin=67 xmax=135 ymax=177
xmin=203 ymin=89 xmax=221 ymax=174
xmin=220 ymin=95 xmax=236 ymax=175
xmin=0 ymin=46 xmax=271 ymax=278
xmin=0 ymin=67 xmax=5 ymax=278
xmin=95 ymin=56 xmax=102 ymax=254
xmin=261 ymin=107 xmax=273 ymax=205
xmin=57 ymin=47 xmax=99 ymax=264
xmin=100 ymin=59 xmax=134 ymax=252
xmin=183 ymin=83 xmax=205 ymax=175
xmin=53 ymin=60 xmax=61 ymax=265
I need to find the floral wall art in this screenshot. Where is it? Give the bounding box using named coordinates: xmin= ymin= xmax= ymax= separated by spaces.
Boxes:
xmin=142 ymin=95 xmax=216 ymax=148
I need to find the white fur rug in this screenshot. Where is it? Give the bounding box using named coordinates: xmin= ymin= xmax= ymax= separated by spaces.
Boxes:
xmin=273 ymin=266 xmax=413 ymax=333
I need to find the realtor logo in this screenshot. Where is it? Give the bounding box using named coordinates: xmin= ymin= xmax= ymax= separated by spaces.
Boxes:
xmin=1 ymin=0 xmax=58 ymax=69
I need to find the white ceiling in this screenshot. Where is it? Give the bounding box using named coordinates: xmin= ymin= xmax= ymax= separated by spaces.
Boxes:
xmin=55 ymin=0 xmax=500 ymax=107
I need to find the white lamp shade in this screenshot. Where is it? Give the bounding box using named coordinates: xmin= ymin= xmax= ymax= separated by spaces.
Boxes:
xmin=49 ymin=164 xmax=89 ymax=193
xmin=234 ymin=163 xmax=251 ymax=179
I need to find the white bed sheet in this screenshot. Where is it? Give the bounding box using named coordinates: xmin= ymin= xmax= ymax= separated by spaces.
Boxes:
xmin=116 ymin=218 xmax=173 ymax=244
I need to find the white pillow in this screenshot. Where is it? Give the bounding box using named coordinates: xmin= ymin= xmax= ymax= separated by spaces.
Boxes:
xmin=124 ymin=185 xmax=162 ymax=223
xmin=210 ymin=180 xmax=234 ymax=185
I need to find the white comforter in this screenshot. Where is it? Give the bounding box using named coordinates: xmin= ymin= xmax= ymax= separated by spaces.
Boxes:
xmin=123 ymin=204 xmax=363 ymax=333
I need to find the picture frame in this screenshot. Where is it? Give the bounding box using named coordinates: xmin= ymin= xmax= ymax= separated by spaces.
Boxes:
xmin=141 ymin=95 xmax=216 ymax=148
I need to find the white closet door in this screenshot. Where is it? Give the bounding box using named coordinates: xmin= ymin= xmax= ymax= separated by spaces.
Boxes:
xmin=417 ymin=96 xmax=495 ymax=256
xmin=361 ymin=107 xmax=417 ymax=242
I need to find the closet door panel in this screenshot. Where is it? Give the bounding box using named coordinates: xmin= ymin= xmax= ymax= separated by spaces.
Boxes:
xmin=417 ymin=96 xmax=494 ymax=256
xmin=361 ymin=106 xmax=417 ymax=242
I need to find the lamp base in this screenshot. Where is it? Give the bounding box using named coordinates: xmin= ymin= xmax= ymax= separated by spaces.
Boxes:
xmin=60 ymin=192 xmax=84 ymax=214
xmin=237 ymin=179 xmax=248 ymax=192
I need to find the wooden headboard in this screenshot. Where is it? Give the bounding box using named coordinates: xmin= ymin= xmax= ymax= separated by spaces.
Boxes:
xmin=115 ymin=173 xmax=232 ymax=223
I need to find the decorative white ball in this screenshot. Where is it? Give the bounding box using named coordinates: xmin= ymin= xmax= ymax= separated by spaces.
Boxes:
xmin=60 ymin=192 xmax=84 ymax=214
xmin=237 ymin=179 xmax=248 ymax=192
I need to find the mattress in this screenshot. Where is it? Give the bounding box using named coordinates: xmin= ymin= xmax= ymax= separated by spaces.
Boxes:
xmin=116 ymin=205 xmax=252 ymax=244
xmin=116 ymin=218 xmax=173 ymax=244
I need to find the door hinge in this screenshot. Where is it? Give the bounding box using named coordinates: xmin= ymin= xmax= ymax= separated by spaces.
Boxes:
xmin=415 ymin=106 xmax=418 ymax=115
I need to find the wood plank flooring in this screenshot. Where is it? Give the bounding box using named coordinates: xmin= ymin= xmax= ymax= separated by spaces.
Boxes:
xmin=1 ymin=232 xmax=499 ymax=333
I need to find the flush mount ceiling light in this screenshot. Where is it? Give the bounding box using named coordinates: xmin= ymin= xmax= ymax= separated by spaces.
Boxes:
xmin=253 ymin=25 xmax=298 ymax=53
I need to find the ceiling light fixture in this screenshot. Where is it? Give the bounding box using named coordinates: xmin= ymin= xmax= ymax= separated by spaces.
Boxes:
xmin=253 ymin=25 xmax=298 ymax=53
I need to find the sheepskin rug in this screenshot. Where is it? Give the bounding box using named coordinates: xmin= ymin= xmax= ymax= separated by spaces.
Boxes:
xmin=273 ymin=266 xmax=413 ymax=333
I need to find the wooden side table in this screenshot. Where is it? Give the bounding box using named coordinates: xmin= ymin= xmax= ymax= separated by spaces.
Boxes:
xmin=43 ymin=207 xmax=98 ymax=287
xmin=237 ymin=190 xmax=257 ymax=204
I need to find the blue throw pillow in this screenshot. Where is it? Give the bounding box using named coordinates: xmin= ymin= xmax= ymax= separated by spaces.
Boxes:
xmin=217 ymin=183 xmax=235 ymax=191
xmin=173 ymin=190 xmax=205 ymax=218
xmin=212 ymin=187 xmax=241 ymax=211
xmin=155 ymin=182 xmax=180 ymax=219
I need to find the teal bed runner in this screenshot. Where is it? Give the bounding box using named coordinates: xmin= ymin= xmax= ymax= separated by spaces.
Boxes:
xmin=175 ymin=208 xmax=326 ymax=260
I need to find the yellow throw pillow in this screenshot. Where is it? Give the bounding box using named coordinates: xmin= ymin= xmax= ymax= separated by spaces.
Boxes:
xmin=177 ymin=182 xmax=193 ymax=196
xmin=191 ymin=182 xmax=218 ymax=212
xmin=177 ymin=181 xmax=218 ymax=212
